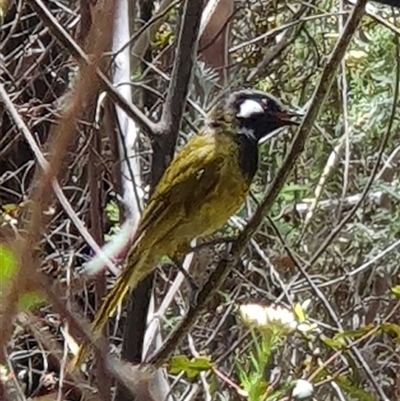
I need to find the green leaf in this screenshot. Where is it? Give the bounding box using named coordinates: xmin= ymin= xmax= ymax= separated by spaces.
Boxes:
xmin=381 ymin=323 xmax=400 ymax=341
xmin=19 ymin=291 xmax=46 ymax=311
xmin=2 ymin=203 xmax=18 ymax=214
xmin=0 ymin=244 xmax=17 ymax=283
xmin=294 ymin=302 xmax=306 ymax=322
xmin=320 ymin=335 xmax=346 ymax=349
xmin=169 ymin=355 xmax=212 ymax=379
xmin=391 ymin=285 xmax=400 ymax=298
xmin=105 ymin=201 xmax=120 ymax=224
xmin=160 ymin=255 xmax=174 ymax=265
xmin=334 ymin=325 xmax=374 ymax=342
xmin=283 ymin=183 xmax=309 ymax=192
xmin=336 ymin=375 xmax=376 ymax=401
xmin=0 ymin=244 xmax=45 ymax=311
xmin=279 ymin=183 xmax=309 ymax=203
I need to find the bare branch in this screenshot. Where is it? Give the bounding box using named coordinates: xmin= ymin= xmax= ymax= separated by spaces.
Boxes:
xmin=151 ymin=0 xmax=203 ymax=182
xmin=112 ymin=0 xmax=142 ymax=222
xmin=156 ymin=0 xmax=203 ymax=141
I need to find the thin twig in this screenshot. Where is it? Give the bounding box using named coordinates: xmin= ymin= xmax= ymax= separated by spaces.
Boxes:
xmin=89 ymin=109 xmax=111 ymax=400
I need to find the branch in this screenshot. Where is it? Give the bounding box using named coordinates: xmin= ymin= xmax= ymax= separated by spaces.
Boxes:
xmin=119 ymin=0 xmax=203 ymax=382
xmin=150 ymin=0 xmax=203 ymax=184
xmin=0 ymin=0 xmax=117 ymax=352
xmin=89 ymin=107 xmax=111 ymax=401
xmin=158 ymin=0 xmax=203 ymax=140
xmin=113 ymin=7 xmax=154 ymax=399
xmin=111 ymin=0 xmax=143 ymax=223
xmin=147 ymin=0 xmax=369 ymax=366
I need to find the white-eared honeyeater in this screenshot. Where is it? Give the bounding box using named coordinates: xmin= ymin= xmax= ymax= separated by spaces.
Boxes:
xmin=73 ymin=89 xmax=302 ymax=367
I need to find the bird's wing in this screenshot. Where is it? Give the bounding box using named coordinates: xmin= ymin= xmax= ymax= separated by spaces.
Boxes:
xmin=137 ymin=133 xmax=224 ymax=237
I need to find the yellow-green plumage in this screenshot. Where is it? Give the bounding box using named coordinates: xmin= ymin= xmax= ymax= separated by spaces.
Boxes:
xmin=72 ymin=89 xmax=299 ymax=368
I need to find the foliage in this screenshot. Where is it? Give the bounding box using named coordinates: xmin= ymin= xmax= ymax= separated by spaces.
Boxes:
xmin=169 ymin=355 xmax=213 ymax=379
xmin=0 ymin=245 xmax=46 ymax=311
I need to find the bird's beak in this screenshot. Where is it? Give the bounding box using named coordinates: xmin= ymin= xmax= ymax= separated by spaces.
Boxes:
xmin=275 ymin=109 xmax=304 ymax=126
xmin=259 ymin=109 xmax=304 ymax=144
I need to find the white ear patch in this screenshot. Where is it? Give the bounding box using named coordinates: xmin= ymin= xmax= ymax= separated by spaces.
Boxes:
xmin=237 ymin=99 xmax=264 ymax=118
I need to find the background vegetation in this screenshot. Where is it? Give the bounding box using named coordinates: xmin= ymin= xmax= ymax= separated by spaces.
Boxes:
xmin=1 ymin=0 xmax=400 ymax=400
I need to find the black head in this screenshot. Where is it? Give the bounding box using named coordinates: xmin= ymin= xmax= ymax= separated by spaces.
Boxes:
xmin=206 ymin=89 xmax=303 ymax=179
xmin=224 ymin=89 xmax=302 ymax=142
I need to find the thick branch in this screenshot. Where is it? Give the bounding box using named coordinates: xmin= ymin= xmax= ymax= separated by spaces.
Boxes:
xmin=159 ymin=0 xmax=202 ymax=134
xmin=159 ymin=0 xmax=202 ymax=137
xmin=112 ymin=0 xmax=142 ymax=224
xmin=113 ymin=3 xmax=203 ymax=399
xmin=147 ymin=0 xmax=369 ymax=366
xmin=0 ymin=0 xmax=117 ymax=353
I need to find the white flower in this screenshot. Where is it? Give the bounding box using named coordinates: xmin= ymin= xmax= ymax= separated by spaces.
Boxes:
xmin=239 ymin=304 xmax=269 ymax=327
xmin=292 ymin=379 xmax=314 ymax=399
xmin=239 ymin=304 xmax=298 ymax=332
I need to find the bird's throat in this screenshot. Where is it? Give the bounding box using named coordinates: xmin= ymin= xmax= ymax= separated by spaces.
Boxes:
xmin=235 ymin=133 xmax=259 ymax=181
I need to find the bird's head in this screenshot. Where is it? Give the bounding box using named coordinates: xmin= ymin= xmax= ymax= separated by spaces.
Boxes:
xmin=208 ymin=89 xmax=303 ymax=142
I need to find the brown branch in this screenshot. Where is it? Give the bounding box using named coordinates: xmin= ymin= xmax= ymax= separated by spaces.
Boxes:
xmin=119 ymin=0 xmax=203 ymax=387
xmin=159 ymin=0 xmax=202 ymax=139
xmin=88 ymin=120 xmax=111 ymax=400
xmin=0 ymin=0 xmax=117 ymax=356
xmin=150 ymin=0 xmax=203 ymax=181
xmin=147 ymin=0 xmax=369 ymax=367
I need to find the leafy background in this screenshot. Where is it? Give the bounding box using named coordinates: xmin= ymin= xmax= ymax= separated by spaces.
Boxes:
xmin=1 ymin=0 xmax=400 ymax=400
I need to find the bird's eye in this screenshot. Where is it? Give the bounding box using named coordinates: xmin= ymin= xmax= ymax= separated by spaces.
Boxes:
xmin=236 ymin=99 xmax=264 ymax=119
xmin=262 ymin=97 xmax=282 ymax=112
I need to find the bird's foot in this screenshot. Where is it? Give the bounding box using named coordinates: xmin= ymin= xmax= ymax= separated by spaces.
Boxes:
xmin=170 ymin=256 xmax=200 ymax=292
xmin=190 ymin=236 xmax=238 ymax=252
xmin=189 ymin=287 xmax=201 ymax=308
xmin=178 ymin=264 xmax=200 ymax=292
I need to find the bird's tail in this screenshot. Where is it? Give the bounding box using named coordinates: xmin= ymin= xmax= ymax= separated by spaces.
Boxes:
xmin=71 ymin=245 xmax=152 ymax=370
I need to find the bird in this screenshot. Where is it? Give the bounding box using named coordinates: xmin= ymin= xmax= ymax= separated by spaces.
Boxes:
xmin=73 ymin=89 xmax=302 ymax=367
